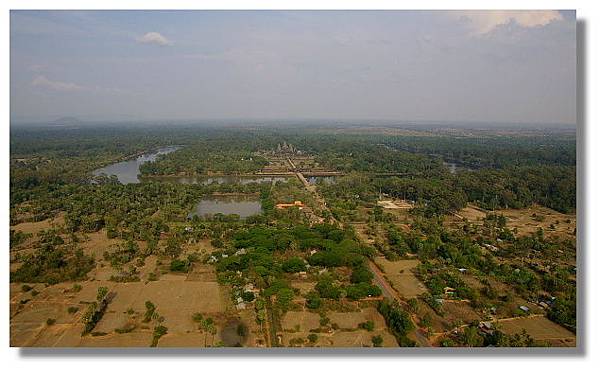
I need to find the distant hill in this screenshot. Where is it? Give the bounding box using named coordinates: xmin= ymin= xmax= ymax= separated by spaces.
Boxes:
xmin=52 ymin=116 xmax=83 ymax=125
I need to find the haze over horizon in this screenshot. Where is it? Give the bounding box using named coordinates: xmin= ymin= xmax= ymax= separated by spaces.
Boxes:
xmin=10 ymin=10 xmax=576 ymax=126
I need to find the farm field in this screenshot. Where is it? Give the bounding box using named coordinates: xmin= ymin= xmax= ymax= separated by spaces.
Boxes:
xmin=447 ymin=204 xmax=576 ymax=239
xmin=280 ymin=306 xmax=398 ymax=347
xmin=498 ymin=316 xmax=576 ymax=346
xmin=373 ymin=257 xmax=427 ymax=299
xmin=9 ymin=124 xmax=577 ymax=349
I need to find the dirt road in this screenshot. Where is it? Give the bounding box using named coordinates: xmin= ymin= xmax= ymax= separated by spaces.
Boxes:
xmin=290 ymin=158 xmax=431 ymax=347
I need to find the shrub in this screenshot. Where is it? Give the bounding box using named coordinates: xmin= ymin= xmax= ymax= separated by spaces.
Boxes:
xmin=282 ymin=257 xmax=306 ymax=273
xmin=350 ymin=266 xmax=373 ymax=284
xmin=372 ymin=335 xmax=383 ymax=347
xmin=21 ymin=284 xmax=33 ymax=292
xmin=151 ymin=325 xmax=168 ymax=347
xmin=305 ymin=291 xmax=322 ymax=309
xmin=242 ymin=291 xmax=255 ymax=302
xmin=359 ymin=320 xmax=375 ymax=331
xmin=170 ymin=259 xmax=190 ymax=272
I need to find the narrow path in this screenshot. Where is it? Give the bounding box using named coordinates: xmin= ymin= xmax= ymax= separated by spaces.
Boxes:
xmin=368 ymin=261 xmax=398 ymax=301
xmin=263 ymin=304 xmax=272 ymax=347
xmin=289 ymin=159 xmax=431 ymax=347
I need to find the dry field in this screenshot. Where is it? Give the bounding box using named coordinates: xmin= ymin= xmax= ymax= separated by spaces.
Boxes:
xmin=11 ymin=214 xmax=65 ymax=236
xmin=440 ymin=301 xmax=482 ymax=325
xmin=351 ymin=223 xmax=377 ymax=245
xmin=280 ymin=306 xmax=398 ymax=347
xmin=374 ymin=257 xmax=427 ymax=298
xmin=10 ymin=221 xmax=251 ymax=348
xmin=10 ymin=279 xmax=229 ymax=347
xmin=281 ymin=311 xmax=321 ymax=332
xmin=290 ymin=281 xmax=316 ymax=296
xmin=498 ymin=316 xmax=576 ymax=346
xmin=448 ymin=204 xmax=576 ymax=239
xmin=377 ymin=199 xmax=413 ymax=210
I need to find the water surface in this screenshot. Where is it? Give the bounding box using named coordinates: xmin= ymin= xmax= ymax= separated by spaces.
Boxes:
xmin=93 ymin=146 xmax=181 ymax=184
xmin=188 ymin=195 xmax=262 ymax=219
xmin=158 ymin=176 xmax=289 ymax=185
xmin=307 ymin=176 xmax=337 ymax=185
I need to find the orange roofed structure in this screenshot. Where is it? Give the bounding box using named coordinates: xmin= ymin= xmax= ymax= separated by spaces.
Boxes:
xmin=276 ymin=200 xmax=304 ymax=209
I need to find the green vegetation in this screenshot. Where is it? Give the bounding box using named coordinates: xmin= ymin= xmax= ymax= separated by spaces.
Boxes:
xmin=9 ymin=124 xmax=576 ymax=348
xmin=81 ymin=287 xmax=111 ymax=335
xmin=378 ymin=299 xmax=415 ymax=346
xmin=371 ymin=335 xmax=384 ymax=347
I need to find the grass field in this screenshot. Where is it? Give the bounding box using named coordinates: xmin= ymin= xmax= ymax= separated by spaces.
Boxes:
xmin=374 ymin=257 xmax=427 ymax=298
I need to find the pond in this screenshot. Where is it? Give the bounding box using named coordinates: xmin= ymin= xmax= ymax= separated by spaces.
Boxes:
xmin=307 ymin=176 xmax=337 ymax=185
xmin=155 ymin=175 xmax=290 ymax=185
xmin=220 ymin=319 xmax=247 ymax=347
xmin=93 ymin=146 xmax=181 ymax=184
xmin=188 ymin=195 xmax=262 ymax=219
xmin=443 ymin=161 xmax=470 ymax=174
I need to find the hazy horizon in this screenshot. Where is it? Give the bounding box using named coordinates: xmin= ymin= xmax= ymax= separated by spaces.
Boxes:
xmin=11 ymin=10 xmax=576 ymax=126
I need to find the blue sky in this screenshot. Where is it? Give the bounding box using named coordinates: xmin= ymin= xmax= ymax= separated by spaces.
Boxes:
xmin=10 ymin=10 xmax=576 ymax=125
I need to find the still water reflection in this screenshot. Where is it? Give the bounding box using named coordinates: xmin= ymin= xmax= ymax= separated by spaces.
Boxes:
xmin=93 ymin=146 xmax=181 ymax=184
xmin=188 ymin=195 xmax=262 ymax=219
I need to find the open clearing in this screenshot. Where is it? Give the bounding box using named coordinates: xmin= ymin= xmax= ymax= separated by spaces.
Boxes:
xmin=499 ymin=316 xmax=576 ymax=346
xmin=11 ymin=215 xmax=65 ymax=236
xmin=377 ymin=199 xmax=413 ymax=210
xmin=374 ymin=257 xmax=427 ymax=298
xmin=10 ymin=280 xmax=227 ymax=347
xmin=449 ymin=204 xmax=576 ymax=238
xmin=280 ymin=306 xmax=398 ymax=347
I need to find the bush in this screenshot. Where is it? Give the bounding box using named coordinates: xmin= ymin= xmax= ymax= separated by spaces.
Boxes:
xmin=306 ymin=291 xmax=322 ymax=309
xmin=46 ymin=318 xmax=56 ymax=326
xmin=372 ymin=335 xmax=383 ymax=347
xmin=315 ymin=276 xmax=341 ymax=299
xmin=237 ymin=323 xmax=248 ymax=337
xmin=282 ymin=257 xmax=306 ymax=273
xmin=345 ymin=282 xmax=381 ymax=300
xmin=378 ymin=299 xmax=415 ymax=341
xmin=359 ymin=320 xmax=375 ymax=331
xmin=241 ymin=291 xmax=256 ymax=302
xmin=115 ymin=324 xmax=136 ymax=334
xmin=170 ymin=259 xmax=190 ymax=272
xmin=11 ymin=246 xmax=95 ymax=284
xmin=350 ymin=266 xmax=373 ymax=284
xmin=151 ymin=325 xmax=168 ymax=347
xmin=143 ymin=301 xmax=156 ymax=323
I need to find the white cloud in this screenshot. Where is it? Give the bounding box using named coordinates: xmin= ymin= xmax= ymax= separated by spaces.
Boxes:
xmin=452 ymin=10 xmax=563 ymax=35
xmin=137 ymin=32 xmax=171 ymax=46
xmin=31 ymin=75 xmax=84 ymax=92
xmin=29 ymin=64 xmax=45 ymax=73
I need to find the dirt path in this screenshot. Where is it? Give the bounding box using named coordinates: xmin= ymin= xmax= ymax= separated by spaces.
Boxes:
xmin=368 ymin=261 xmax=399 ymax=301
xmin=291 ymin=161 xmax=431 ymax=347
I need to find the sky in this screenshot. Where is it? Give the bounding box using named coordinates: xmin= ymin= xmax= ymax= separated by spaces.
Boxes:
xmin=10 ymin=10 xmax=576 ymax=125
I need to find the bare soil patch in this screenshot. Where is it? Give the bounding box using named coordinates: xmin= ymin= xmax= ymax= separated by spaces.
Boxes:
xmin=11 ymin=215 xmax=65 ymax=236
xmin=450 ymin=204 xmax=576 ymax=239
xmin=498 ymin=316 xmax=575 ymax=346
xmin=374 ymin=257 xmax=427 ymax=298
xmin=281 ymin=311 xmax=321 ymax=332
